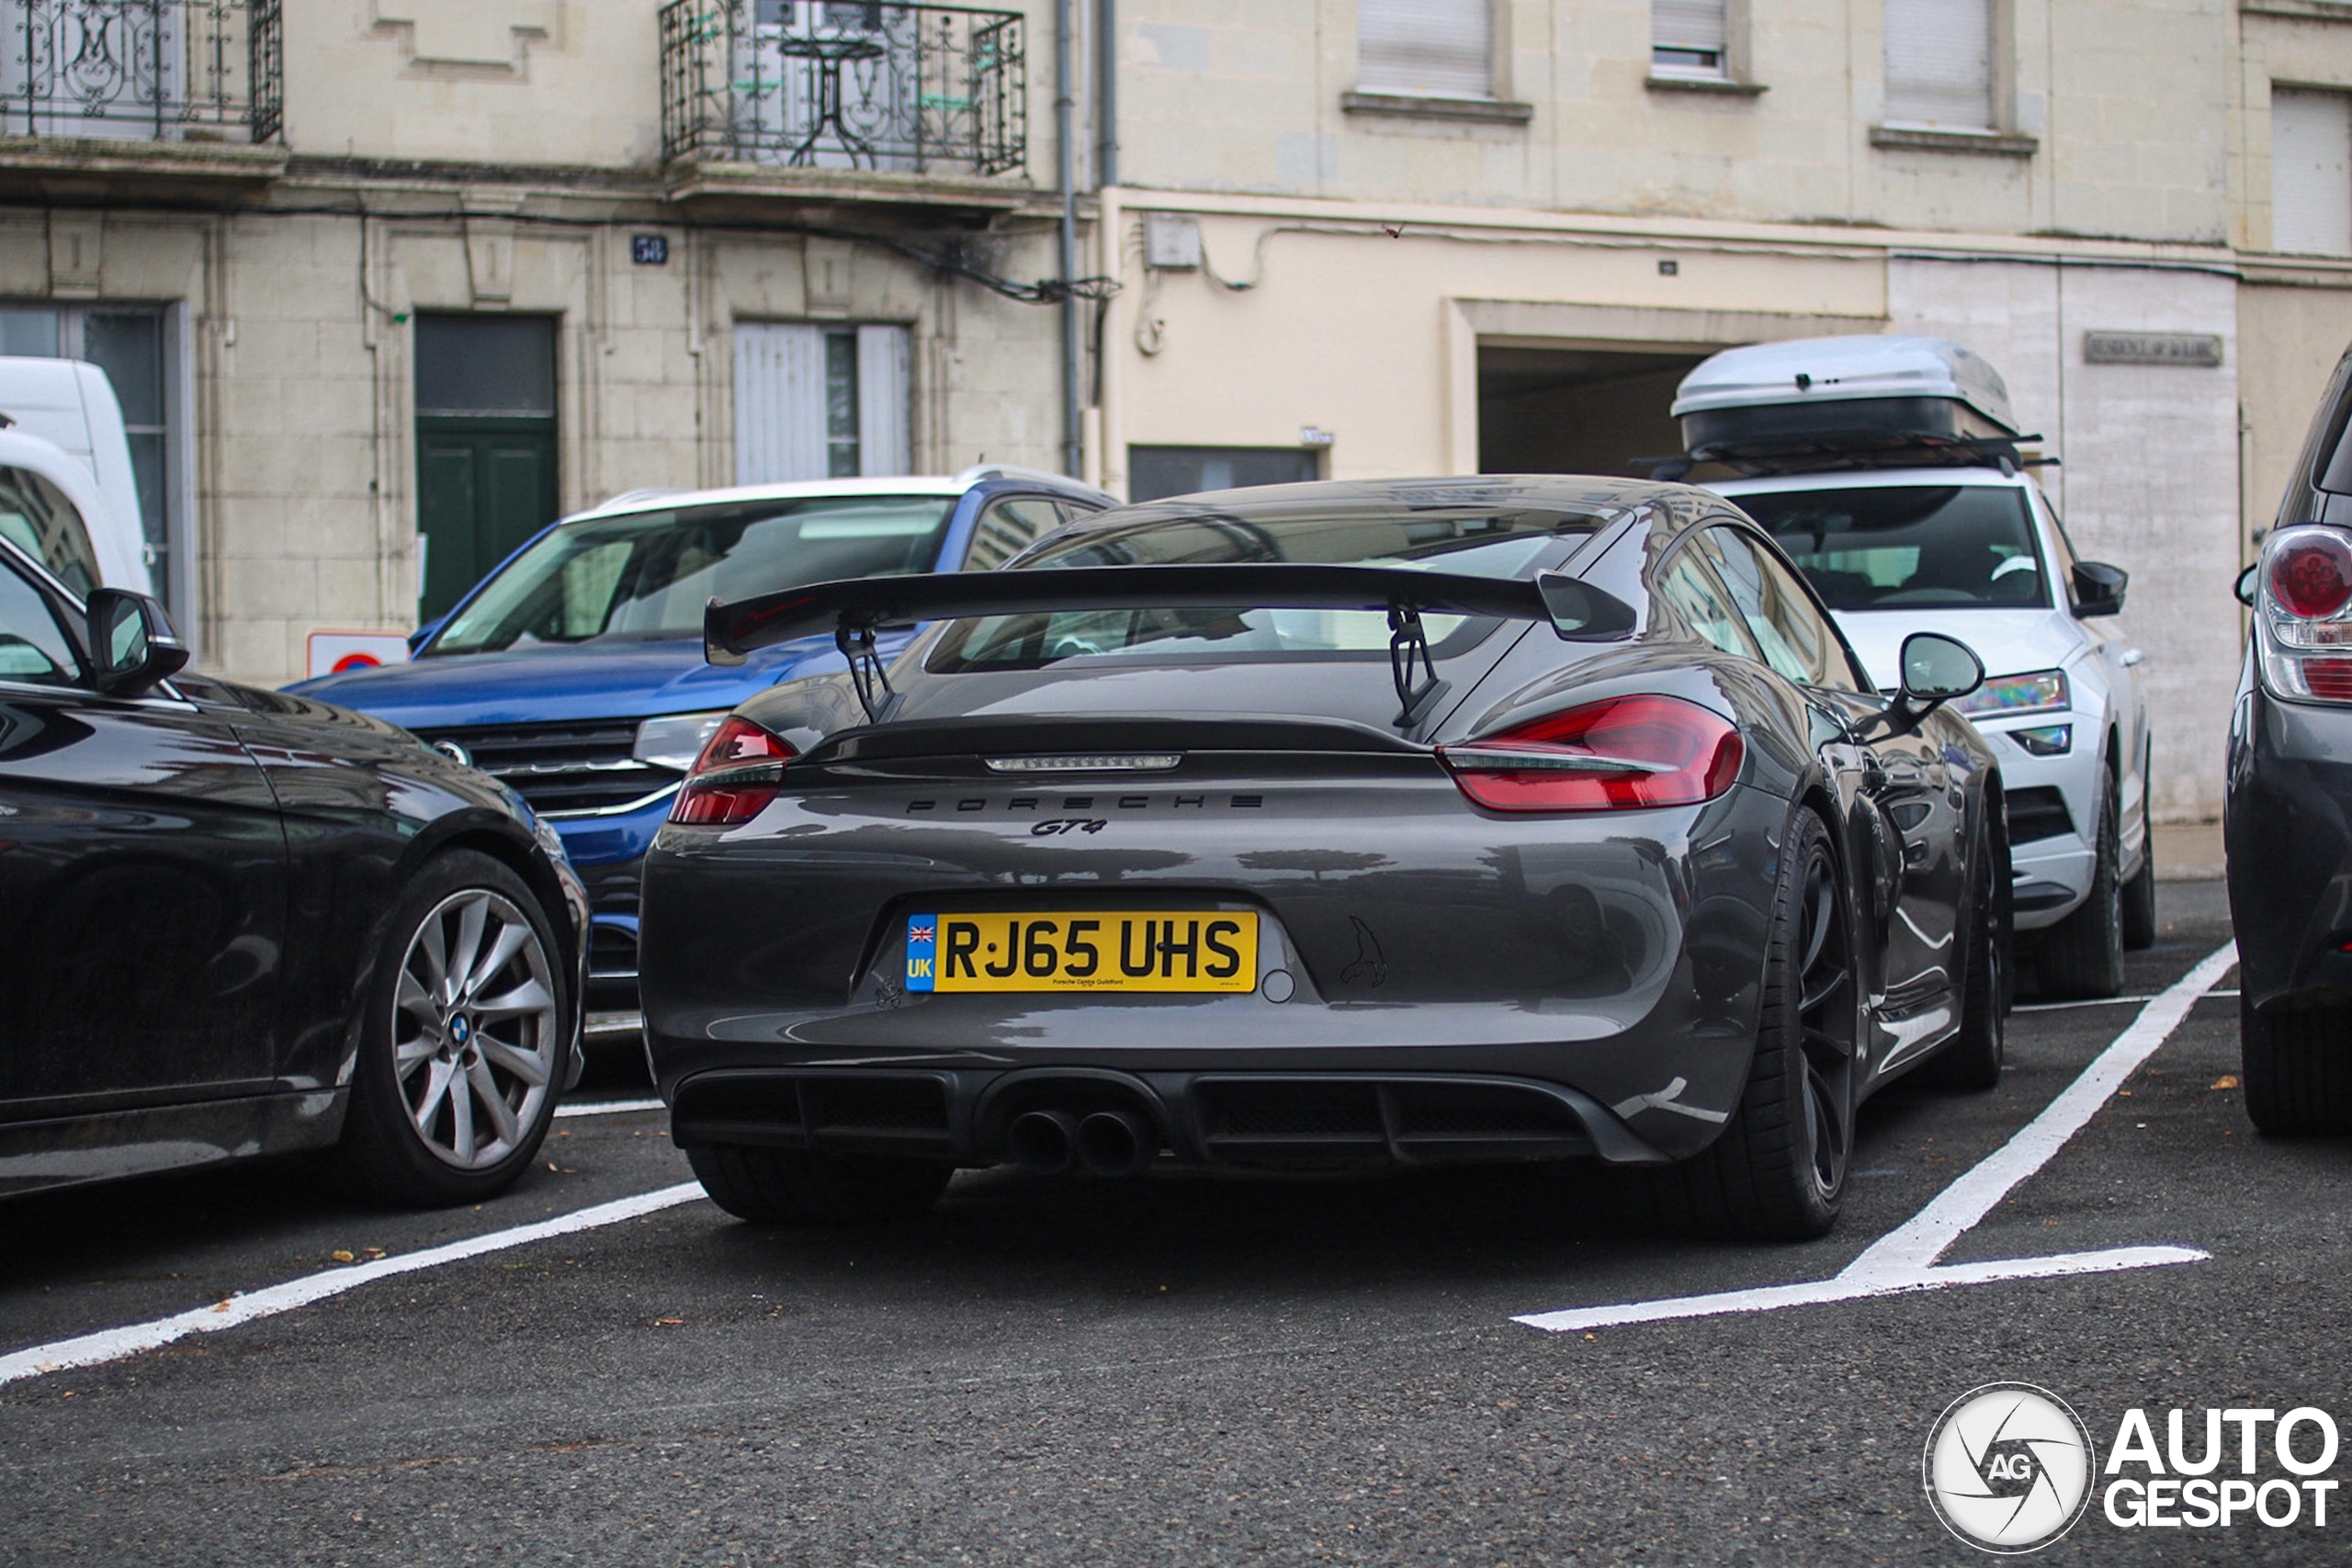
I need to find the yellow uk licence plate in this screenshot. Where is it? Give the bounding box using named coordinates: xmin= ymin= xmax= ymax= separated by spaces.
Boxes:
xmin=903 ymin=911 xmax=1259 ymax=993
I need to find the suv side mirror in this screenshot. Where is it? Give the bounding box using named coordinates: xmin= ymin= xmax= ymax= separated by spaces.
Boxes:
xmin=87 ymin=588 xmax=189 ymax=697
xmin=2073 ymin=560 xmax=2128 ymax=618
xmin=2236 ymin=563 xmax=2258 ymax=607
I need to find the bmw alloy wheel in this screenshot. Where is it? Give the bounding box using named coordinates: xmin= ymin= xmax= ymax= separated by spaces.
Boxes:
xmin=391 ymin=888 xmax=560 ymax=1169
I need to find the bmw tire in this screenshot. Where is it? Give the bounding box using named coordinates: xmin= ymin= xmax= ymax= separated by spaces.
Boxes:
xmin=334 ymin=851 xmax=571 ymax=1206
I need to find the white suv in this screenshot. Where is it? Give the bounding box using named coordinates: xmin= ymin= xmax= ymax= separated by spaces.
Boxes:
xmin=1711 ymin=464 xmax=2154 ymax=998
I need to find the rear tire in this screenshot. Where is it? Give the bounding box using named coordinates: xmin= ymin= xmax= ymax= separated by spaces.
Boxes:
xmin=1653 ymin=809 xmax=1858 ymax=1242
xmin=2038 ymin=773 xmax=2125 ymax=998
xmin=2241 ymin=996 xmax=2352 ymax=1136
xmin=1925 ymin=817 xmax=2007 ymax=1091
xmin=688 ymin=1145 xmax=951 ymax=1225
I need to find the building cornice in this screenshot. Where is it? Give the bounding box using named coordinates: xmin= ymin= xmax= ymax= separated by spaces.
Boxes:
xmin=1102 ymin=186 xmax=2240 ymax=270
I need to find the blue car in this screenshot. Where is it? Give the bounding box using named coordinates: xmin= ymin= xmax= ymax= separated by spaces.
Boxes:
xmin=292 ymin=467 xmax=1116 ymax=1014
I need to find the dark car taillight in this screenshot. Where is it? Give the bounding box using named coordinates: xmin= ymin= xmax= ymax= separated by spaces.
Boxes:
xmin=1437 ymin=694 xmax=1743 ymax=812
xmin=2258 ymin=526 xmax=2352 ymax=705
xmin=669 ymin=716 xmax=797 ymax=826
xmin=2271 ymin=530 xmax=2352 ymax=619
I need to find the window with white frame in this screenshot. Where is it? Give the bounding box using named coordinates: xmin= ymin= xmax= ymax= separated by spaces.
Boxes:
xmin=1356 ymin=0 xmax=1491 ymax=100
xmin=733 ymin=321 xmax=911 ymax=484
xmin=2273 ymin=87 xmax=2352 ymax=257
xmin=1883 ymin=0 xmax=1995 ymax=131
xmin=1653 ymin=0 xmax=1729 ymax=79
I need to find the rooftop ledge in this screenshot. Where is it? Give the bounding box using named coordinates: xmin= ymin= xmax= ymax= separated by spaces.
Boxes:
xmin=0 ymin=134 xmax=287 ymax=184
xmin=1340 ymin=92 xmax=1534 ymax=125
xmin=1871 ymin=125 xmax=2040 ymax=157
xmin=662 ymin=159 xmax=1033 ymax=213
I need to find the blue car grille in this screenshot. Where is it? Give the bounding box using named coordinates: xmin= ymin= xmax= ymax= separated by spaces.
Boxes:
xmin=412 ymin=720 xmax=678 ymax=815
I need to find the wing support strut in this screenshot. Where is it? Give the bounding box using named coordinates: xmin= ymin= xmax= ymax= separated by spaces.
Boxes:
xmin=837 ymin=623 xmax=896 ymax=724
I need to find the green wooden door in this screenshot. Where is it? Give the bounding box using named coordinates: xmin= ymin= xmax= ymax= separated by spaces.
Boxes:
xmin=416 ymin=416 xmax=559 ymax=621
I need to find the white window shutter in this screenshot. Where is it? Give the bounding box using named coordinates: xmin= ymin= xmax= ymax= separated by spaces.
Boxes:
xmin=2274 ymin=89 xmax=2352 ymax=257
xmin=1357 ymin=0 xmax=1491 ymax=99
xmin=733 ymin=321 xmax=827 ymax=484
xmin=855 ymin=323 xmax=911 ymax=476
xmin=1653 ymin=0 xmax=1728 ymax=73
xmin=1883 ymin=0 xmax=1993 ymax=130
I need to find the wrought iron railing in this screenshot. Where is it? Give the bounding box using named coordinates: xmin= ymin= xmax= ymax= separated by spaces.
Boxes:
xmin=661 ymin=0 xmax=1025 ymax=177
xmin=0 ymin=0 xmax=281 ymax=143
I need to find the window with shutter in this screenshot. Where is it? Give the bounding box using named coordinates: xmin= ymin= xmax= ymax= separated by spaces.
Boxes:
xmin=1357 ymin=0 xmax=1491 ymax=99
xmin=2273 ymin=88 xmax=2352 ymax=257
xmin=1883 ymin=0 xmax=1993 ymax=131
xmin=734 ymin=321 xmax=912 ymax=484
xmin=1653 ymin=0 xmax=1729 ymax=78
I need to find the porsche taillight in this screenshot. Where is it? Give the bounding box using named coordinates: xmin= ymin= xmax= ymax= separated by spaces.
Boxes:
xmin=669 ymin=716 xmax=797 ymax=826
xmin=1437 ymin=694 xmax=1743 ymax=812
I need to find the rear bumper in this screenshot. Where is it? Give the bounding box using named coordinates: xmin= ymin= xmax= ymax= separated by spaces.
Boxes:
xmin=667 ymin=1066 xmax=1669 ymax=1168
xmin=2227 ymin=682 xmax=2352 ymax=1009
xmin=641 ymin=772 xmax=1795 ymax=1163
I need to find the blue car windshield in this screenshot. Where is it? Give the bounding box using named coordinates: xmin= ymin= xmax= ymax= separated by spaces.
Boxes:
xmin=429 ymin=494 xmax=957 ymax=655
xmin=930 ymin=506 xmax=1600 ymax=671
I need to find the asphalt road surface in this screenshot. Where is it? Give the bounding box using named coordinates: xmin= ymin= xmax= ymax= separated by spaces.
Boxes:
xmin=5 ymin=881 xmax=2347 ymax=1566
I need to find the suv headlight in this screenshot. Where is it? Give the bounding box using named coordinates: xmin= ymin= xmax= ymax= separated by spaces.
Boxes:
xmin=1953 ymin=669 xmax=2069 ymax=719
xmin=633 ymin=710 xmax=729 ymax=772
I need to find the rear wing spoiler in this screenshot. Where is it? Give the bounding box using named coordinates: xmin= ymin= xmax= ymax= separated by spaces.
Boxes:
xmin=705 ymin=563 xmax=1634 ymax=664
xmin=704 ymin=563 xmax=1637 ymax=728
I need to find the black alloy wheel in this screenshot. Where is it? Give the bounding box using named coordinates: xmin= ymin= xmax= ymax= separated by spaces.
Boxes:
xmin=1650 ymin=808 xmax=1860 ymax=1241
xmin=2037 ymin=766 xmax=2126 ymax=999
xmin=688 ymin=1144 xmax=953 ymax=1225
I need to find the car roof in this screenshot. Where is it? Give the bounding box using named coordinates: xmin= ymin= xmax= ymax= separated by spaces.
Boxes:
xmin=1054 ymin=474 xmax=1691 ymax=535
xmin=566 ymin=465 xmax=1109 ymax=524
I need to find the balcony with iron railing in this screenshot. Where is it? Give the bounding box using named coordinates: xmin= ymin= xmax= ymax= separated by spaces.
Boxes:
xmin=0 ymin=0 xmax=285 ymax=188
xmin=659 ymin=0 xmax=1028 ymax=209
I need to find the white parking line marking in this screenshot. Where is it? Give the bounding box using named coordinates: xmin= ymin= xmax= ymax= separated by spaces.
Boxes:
xmin=0 ymin=1182 xmax=706 ymax=1387
xmin=1515 ymin=940 xmax=2238 ymax=1334
xmin=554 ymin=1098 xmax=664 ymax=1118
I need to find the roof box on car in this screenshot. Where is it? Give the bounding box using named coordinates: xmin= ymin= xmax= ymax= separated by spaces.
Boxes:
xmin=1670 ymin=335 xmax=2029 ymax=475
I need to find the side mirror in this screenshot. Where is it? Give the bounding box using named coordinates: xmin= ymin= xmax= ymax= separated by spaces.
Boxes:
xmin=1899 ymin=631 xmax=1986 ymax=706
xmin=2073 ymin=559 xmax=2128 ymax=618
xmin=2236 ymin=563 xmax=2258 ymax=607
xmin=87 ymin=588 xmax=188 ymax=697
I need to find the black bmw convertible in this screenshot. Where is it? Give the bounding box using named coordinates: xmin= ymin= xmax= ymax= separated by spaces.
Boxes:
xmin=640 ymin=478 xmax=2011 ymax=1240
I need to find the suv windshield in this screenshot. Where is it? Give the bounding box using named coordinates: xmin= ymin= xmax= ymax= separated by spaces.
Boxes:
xmin=430 ymin=494 xmax=956 ymax=655
xmin=931 ymin=505 xmax=1600 ymax=671
xmin=1736 ymin=484 xmax=2048 ymax=611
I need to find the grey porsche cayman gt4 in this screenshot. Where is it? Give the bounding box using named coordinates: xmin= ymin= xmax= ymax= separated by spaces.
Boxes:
xmin=639 ymin=477 xmax=2012 ymax=1241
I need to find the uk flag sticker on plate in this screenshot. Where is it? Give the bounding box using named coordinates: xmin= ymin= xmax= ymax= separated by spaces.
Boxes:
xmin=904 ymin=916 xmax=937 ymax=992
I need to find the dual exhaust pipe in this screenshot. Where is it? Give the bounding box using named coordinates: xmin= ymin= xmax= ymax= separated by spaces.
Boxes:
xmin=1007 ymin=1107 xmax=1155 ymax=1177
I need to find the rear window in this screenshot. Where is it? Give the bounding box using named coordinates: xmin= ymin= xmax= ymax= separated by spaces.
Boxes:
xmin=929 ymin=507 xmax=1600 ymax=671
xmin=430 ymin=494 xmax=956 ymax=655
xmin=1735 ymin=484 xmax=2048 ymax=611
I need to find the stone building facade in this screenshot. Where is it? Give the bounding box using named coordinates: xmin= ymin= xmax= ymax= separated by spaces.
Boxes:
xmin=8 ymin=2 xmax=2352 ymax=821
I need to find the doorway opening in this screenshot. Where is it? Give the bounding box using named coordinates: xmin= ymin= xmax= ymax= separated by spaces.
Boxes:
xmin=1476 ymin=346 xmax=1712 ymax=478
xmin=414 ymin=314 xmax=560 ymax=622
